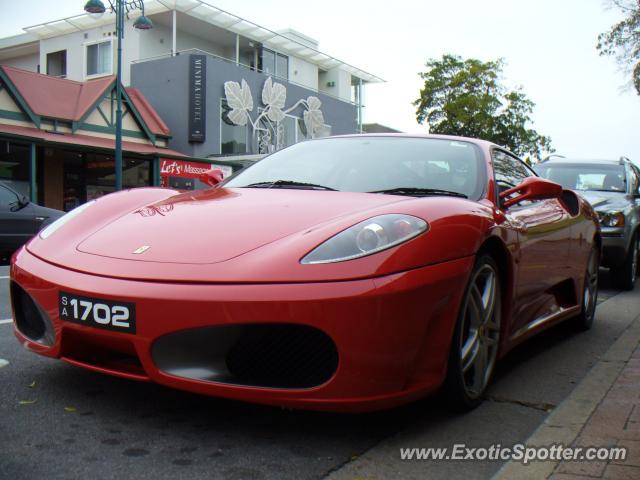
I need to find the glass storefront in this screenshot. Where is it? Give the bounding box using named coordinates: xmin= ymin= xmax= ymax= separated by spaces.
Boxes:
xmin=63 ymin=151 xmax=152 ymax=211
xmin=0 ymin=140 xmax=30 ymax=197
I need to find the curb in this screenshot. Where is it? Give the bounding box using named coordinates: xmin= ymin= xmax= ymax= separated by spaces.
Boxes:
xmin=491 ymin=312 xmax=640 ymax=479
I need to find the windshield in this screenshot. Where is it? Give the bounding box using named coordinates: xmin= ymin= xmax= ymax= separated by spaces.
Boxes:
xmin=535 ymin=163 xmax=626 ymax=193
xmin=224 ymin=137 xmax=486 ymax=199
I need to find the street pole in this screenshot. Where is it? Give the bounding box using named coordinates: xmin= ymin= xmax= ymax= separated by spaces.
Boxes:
xmin=84 ymin=0 xmax=153 ymax=192
xmin=115 ymin=0 xmax=123 ymax=191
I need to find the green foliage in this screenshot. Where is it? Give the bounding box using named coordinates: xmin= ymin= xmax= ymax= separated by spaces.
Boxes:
xmin=596 ymin=0 xmax=640 ymax=94
xmin=414 ymin=54 xmax=553 ymax=161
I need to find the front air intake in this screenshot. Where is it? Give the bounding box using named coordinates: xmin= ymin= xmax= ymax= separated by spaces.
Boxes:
xmin=10 ymin=282 xmax=55 ymax=346
xmin=152 ymin=323 xmax=339 ymax=389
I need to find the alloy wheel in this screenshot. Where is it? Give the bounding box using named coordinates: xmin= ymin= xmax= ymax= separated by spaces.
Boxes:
xmin=459 ymin=264 xmax=500 ymax=398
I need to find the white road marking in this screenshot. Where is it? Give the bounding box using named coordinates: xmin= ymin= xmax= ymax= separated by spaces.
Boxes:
xmin=0 ymin=276 xmax=9 ymax=279
xmin=0 ymin=359 xmax=8 ymax=369
xmin=0 ymin=319 xmax=13 ymax=325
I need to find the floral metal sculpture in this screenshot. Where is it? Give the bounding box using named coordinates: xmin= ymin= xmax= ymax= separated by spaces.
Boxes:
xmin=223 ymin=77 xmax=325 ymax=153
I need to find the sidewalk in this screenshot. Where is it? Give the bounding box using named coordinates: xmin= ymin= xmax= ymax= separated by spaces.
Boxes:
xmin=494 ymin=315 xmax=640 ymax=480
xmin=551 ymin=343 xmax=640 ymax=479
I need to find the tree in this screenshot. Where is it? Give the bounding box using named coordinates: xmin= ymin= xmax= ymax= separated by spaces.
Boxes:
xmin=596 ymin=0 xmax=640 ymax=95
xmin=414 ymin=54 xmax=553 ymax=161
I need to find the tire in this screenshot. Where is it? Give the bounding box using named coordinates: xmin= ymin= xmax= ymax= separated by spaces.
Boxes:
xmin=612 ymin=233 xmax=638 ymax=291
xmin=574 ymin=245 xmax=599 ymax=331
xmin=444 ymin=254 xmax=501 ymax=411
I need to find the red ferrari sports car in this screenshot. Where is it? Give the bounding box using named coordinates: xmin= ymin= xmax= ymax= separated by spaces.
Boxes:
xmin=10 ymin=134 xmax=600 ymax=412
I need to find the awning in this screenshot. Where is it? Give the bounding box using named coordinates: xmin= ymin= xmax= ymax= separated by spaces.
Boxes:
xmin=0 ymin=124 xmax=187 ymax=158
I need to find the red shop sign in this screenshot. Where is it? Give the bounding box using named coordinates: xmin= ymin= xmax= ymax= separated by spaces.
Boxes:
xmin=160 ymin=159 xmax=216 ymax=179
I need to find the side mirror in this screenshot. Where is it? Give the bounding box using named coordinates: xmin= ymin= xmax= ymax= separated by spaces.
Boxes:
xmin=9 ymin=195 xmax=29 ymax=212
xmin=499 ymin=177 xmax=563 ymax=209
xmin=200 ymin=168 xmax=224 ymax=187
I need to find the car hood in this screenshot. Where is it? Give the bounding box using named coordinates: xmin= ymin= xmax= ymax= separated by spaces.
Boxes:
xmin=76 ymin=187 xmax=409 ymax=264
xmin=27 ymin=187 xmax=492 ymax=283
xmin=577 ymin=190 xmax=628 ymax=212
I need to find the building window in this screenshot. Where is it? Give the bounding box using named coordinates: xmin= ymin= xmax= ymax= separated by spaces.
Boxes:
xmin=220 ymin=100 xmax=249 ymax=154
xmin=85 ymin=40 xmax=112 ymax=77
xmin=0 ymin=141 xmax=30 ymax=198
xmin=260 ymin=48 xmax=275 ymax=76
xmin=276 ymin=53 xmax=288 ymax=80
xmin=46 ymin=50 xmax=67 ymax=78
xmin=259 ymin=48 xmax=288 ymax=80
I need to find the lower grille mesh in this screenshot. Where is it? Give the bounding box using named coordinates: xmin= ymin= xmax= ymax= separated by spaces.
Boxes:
xmin=225 ymin=324 xmax=338 ymax=389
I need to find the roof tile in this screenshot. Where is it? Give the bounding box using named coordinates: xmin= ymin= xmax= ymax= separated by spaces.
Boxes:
xmin=0 ymin=65 xmax=170 ymax=137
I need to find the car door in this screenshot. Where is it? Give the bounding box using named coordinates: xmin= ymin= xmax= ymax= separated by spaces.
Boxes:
xmin=625 ymin=164 xmax=640 ymax=243
xmin=0 ymin=184 xmax=36 ymax=255
xmin=492 ymin=150 xmax=574 ymax=337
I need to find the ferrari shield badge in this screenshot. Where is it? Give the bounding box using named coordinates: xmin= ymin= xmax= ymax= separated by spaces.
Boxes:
xmin=132 ymin=245 xmax=150 ymax=255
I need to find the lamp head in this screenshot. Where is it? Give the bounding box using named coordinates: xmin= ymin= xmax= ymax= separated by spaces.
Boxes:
xmin=133 ymin=15 xmax=153 ymax=30
xmin=84 ymin=0 xmax=106 ymax=14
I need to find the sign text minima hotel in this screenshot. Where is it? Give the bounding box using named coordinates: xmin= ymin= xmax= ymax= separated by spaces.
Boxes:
xmin=188 ymin=55 xmax=206 ymax=143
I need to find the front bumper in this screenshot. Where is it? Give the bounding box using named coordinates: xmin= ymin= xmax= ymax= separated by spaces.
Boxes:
xmin=10 ymin=248 xmax=473 ymax=412
xmin=600 ymin=227 xmax=628 ymax=268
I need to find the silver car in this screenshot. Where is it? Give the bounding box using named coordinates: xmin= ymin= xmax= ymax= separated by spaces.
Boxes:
xmin=535 ymin=157 xmax=640 ymax=290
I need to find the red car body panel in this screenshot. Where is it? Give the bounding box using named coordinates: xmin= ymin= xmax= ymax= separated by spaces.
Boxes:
xmin=12 ymin=248 xmax=473 ymax=411
xmin=10 ymin=135 xmax=600 ymax=412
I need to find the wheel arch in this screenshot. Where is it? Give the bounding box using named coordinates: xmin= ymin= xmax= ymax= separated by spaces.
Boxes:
xmin=477 ymin=237 xmax=511 ymax=297
xmin=476 ymin=236 xmax=514 ymax=356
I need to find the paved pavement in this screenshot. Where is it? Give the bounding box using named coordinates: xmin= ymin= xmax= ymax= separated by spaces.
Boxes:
xmin=0 ymin=264 xmax=638 ymax=480
xmin=552 ymin=344 xmax=640 ymax=479
xmin=494 ymin=307 xmax=640 ymax=480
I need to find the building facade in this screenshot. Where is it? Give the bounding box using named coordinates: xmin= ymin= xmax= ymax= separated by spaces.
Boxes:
xmin=0 ymin=65 xmax=238 ymax=211
xmin=0 ymin=0 xmax=382 ymax=160
xmin=131 ymin=53 xmax=360 ymax=159
xmin=0 ymin=1 xmax=382 ymax=207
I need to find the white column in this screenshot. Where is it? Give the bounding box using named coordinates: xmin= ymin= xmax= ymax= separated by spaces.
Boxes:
xmin=235 ymin=34 xmax=240 ymax=65
xmin=358 ymin=78 xmax=363 ymax=133
xmin=172 ymin=9 xmax=177 ymax=56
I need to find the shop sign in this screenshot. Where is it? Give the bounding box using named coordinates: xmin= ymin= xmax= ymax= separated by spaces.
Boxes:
xmin=160 ymin=160 xmax=232 ymax=179
xmin=188 ymin=54 xmax=206 ymax=143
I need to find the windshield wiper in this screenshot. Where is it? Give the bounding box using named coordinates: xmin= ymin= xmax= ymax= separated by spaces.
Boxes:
xmin=368 ymin=187 xmax=468 ymax=198
xmin=244 ymin=180 xmax=337 ymax=191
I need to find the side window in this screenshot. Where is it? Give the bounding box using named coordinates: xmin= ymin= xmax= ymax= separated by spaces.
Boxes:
xmin=627 ymin=166 xmax=639 ymax=195
xmin=492 ymin=150 xmax=535 ymax=194
xmin=0 ymin=185 xmax=18 ymax=210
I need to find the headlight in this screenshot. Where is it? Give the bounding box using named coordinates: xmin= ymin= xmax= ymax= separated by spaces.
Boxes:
xmin=300 ymin=214 xmax=428 ymax=264
xmin=598 ymin=211 xmax=625 ymax=228
xmin=39 ymin=201 xmax=96 ymax=239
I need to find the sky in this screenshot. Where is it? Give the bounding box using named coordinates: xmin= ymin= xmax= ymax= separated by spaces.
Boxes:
xmin=1 ymin=0 xmax=638 ymax=161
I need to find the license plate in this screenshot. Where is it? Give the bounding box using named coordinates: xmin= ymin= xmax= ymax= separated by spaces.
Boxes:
xmin=59 ymin=291 xmax=136 ymax=334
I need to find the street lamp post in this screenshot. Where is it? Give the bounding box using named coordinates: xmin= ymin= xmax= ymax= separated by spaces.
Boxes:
xmin=84 ymin=0 xmax=153 ymax=191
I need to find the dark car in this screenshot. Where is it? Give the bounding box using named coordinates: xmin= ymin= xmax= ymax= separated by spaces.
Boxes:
xmin=535 ymin=157 xmax=640 ymax=290
xmin=0 ymin=181 xmax=64 ymax=261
